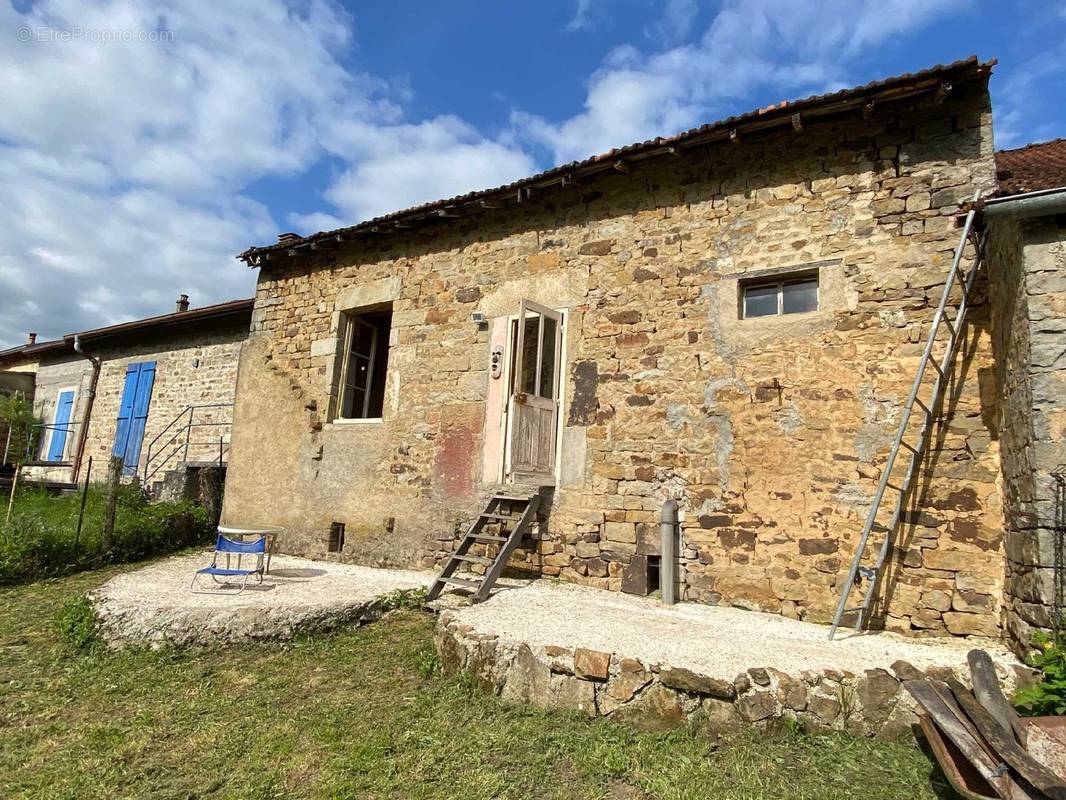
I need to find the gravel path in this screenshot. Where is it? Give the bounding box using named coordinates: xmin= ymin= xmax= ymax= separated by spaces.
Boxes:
xmin=92 ymin=552 xmax=434 ymax=648
xmin=447 ymin=580 xmax=1020 ymax=677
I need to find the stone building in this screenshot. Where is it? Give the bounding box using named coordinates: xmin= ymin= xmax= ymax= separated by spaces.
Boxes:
xmin=222 ymin=57 xmax=1061 ymax=649
xmin=985 ymin=138 xmax=1066 ymax=653
xmin=0 ymin=297 xmax=252 ymax=493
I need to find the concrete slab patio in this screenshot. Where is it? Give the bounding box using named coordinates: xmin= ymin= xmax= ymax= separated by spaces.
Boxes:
xmin=435 ymin=580 xmax=1030 ymax=738
xmin=92 ymin=552 xmax=433 ymax=648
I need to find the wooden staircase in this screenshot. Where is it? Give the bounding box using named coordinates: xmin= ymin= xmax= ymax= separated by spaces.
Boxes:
xmin=426 ymin=487 xmax=543 ymax=603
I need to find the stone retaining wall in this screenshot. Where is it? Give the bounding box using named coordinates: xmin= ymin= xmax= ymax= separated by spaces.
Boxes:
xmin=435 ymin=610 xmax=1023 ymax=738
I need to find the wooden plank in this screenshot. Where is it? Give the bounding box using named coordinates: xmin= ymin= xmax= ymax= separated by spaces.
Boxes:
xmin=918 ymin=714 xmax=999 ymax=800
xmin=946 ymin=677 xmax=1066 ymax=799
xmin=928 ymin=682 xmax=1038 ymax=800
xmin=905 ymin=681 xmax=1018 ymax=798
xmin=969 ymin=649 xmax=1028 ymax=746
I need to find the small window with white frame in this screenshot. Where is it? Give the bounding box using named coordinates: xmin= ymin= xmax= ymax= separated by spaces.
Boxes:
xmin=740 ymin=270 xmax=819 ymax=319
xmin=336 ymin=305 xmax=392 ymax=420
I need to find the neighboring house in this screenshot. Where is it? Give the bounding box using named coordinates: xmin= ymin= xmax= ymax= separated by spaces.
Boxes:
xmin=984 ymin=138 xmax=1066 ymax=652
xmin=0 ymin=297 xmax=252 ymax=494
xmin=223 ymin=57 xmax=1042 ymax=645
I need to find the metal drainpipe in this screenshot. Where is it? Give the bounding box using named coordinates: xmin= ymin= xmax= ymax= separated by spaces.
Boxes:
xmin=70 ymin=335 xmax=100 ymax=482
xmin=660 ymin=498 xmax=679 ymax=605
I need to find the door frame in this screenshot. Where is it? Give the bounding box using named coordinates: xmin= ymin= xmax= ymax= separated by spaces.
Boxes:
xmin=497 ymin=304 xmax=568 ymax=485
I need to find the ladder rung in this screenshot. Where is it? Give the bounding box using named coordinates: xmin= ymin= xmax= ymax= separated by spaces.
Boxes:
xmin=899 ymin=440 xmax=919 ymax=453
xmin=469 ymin=534 xmax=508 ymax=543
xmin=941 ymin=316 xmax=956 ymax=336
xmin=453 ymin=554 xmax=493 ymax=565
xmin=437 ymin=576 xmax=482 ymax=589
xmin=493 ymin=493 xmax=533 ymax=502
xmin=885 ymin=481 xmax=908 ymax=493
xmin=870 ymin=522 xmax=890 ymax=533
xmin=928 ymin=358 xmax=944 ymax=376
xmin=480 ymin=513 xmax=517 ymax=521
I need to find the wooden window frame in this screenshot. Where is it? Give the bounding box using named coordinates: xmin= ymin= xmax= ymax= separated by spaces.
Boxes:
xmin=337 ymin=313 xmax=383 ymax=421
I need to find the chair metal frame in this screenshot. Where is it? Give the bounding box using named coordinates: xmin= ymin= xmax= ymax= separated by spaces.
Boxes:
xmin=190 ymin=534 xmax=267 ymax=595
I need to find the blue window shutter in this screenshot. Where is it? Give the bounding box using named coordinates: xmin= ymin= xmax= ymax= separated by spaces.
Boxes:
xmin=121 ymin=362 xmax=156 ymax=474
xmin=46 ymin=390 xmax=75 ymax=462
xmin=112 ymin=364 xmax=140 ymax=460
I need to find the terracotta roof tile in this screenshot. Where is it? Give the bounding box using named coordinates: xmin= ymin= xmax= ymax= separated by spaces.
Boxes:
xmin=996 ymin=138 xmax=1066 ymax=196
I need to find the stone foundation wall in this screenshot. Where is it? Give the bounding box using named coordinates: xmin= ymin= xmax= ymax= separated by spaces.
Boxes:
xmin=988 ymin=214 xmax=1066 ymax=654
xmin=224 ymin=77 xmax=1004 ymax=636
xmin=435 ymin=610 xmax=1022 ymax=738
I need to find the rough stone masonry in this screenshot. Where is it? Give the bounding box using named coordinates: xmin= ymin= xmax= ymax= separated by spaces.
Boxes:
xmin=223 ymin=66 xmax=1006 ymax=640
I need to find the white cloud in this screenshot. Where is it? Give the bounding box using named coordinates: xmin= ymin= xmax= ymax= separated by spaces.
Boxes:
xmin=0 ymin=0 xmax=526 ymax=347
xmin=565 ymin=0 xmax=596 ymax=32
xmin=515 ymin=0 xmax=968 ymax=165
xmin=645 ymin=0 xmax=699 ymax=45
xmin=313 ymin=115 xmax=537 ymax=224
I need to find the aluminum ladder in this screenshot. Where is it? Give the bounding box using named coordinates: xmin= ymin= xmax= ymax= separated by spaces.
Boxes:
xmin=828 ymin=190 xmax=985 ymax=640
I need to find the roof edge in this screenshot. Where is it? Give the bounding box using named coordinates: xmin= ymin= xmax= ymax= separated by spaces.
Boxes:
xmin=240 ymin=56 xmax=995 ymax=265
xmin=0 ymin=298 xmax=254 ymax=366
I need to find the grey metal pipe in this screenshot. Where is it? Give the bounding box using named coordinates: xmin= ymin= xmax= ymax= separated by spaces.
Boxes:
xmin=660 ymin=498 xmax=679 ymax=605
xmin=982 ymin=187 xmax=1066 ymax=219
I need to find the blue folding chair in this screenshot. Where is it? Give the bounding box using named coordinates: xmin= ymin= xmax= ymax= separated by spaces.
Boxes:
xmin=190 ymin=534 xmax=267 ymax=594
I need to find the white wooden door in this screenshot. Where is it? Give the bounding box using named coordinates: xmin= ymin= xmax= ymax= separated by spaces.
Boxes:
xmin=506 ymin=300 xmax=562 ymax=485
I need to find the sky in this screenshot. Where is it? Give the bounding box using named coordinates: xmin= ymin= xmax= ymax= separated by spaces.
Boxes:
xmin=1 ymin=0 xmax=1064 ymax=348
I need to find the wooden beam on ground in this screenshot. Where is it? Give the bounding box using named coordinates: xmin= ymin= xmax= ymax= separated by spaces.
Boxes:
xmin=969 ymin=650 xmax=1028 ymax=747
xmin=945 ymin=677 xmax=1066 ymax=799
xmin=904 ymin=681 xmax=1023 ymax=800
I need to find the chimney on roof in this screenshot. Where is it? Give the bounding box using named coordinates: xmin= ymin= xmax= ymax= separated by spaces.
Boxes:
xmin=277 ymin=232 xmax=301 ymax=245
xmin=176 ymin=294 xmax=190 ymax=313
xmin=26 ymin=332 xmax=37 ymax=345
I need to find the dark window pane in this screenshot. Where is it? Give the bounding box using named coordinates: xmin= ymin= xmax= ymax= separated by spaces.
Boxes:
xmin=782 ymin=279 xmax=818 ymax=314
xmin=539 ymin=316 xmax=558 ymax=399
xmin=521 ymin=316 xmax=539 ymax=394
xmin=743 ymin=283 xmax=778 ymax=318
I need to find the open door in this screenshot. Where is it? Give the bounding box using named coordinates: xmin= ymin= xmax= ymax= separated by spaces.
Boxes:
xmin=506 ymin=300 xmax=562 ymax=485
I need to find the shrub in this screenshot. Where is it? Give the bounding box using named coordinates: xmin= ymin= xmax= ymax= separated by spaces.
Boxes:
xmin=0 ymin=485 xmax=214 ymax=585
xmin=55 ymin=595 xmax=100 ymax=653
xmin=1013 ymin=632 xmax=1066 ymax=716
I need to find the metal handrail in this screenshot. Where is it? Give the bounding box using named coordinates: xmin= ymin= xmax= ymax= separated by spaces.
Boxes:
xmin=142 ymin=403 xmax=233 ymax=483
xmin=828 ymin=189 xmax=984 ymax=640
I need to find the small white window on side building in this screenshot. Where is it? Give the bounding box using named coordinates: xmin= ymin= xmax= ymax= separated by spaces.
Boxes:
xmin=741 ymin=271 xmax=819 ymax=319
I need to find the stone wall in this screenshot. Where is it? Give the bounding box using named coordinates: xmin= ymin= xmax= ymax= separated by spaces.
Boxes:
xmin=72 ymin=321 xmax=247 ymax=483
xmin=435 ymin=608 xmax=1025 ymax=738
xmin=224 ymin=78 xmax=1004 ymax=636
xmin=988 ymin=213 xmax=1066 ymax=654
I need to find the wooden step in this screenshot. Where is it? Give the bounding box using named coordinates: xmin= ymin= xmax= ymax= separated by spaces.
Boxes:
xmin=469 ymin=533 xmax=508 ymax=543
xmin=492 ymin=492 xmax=536 ymax=502
xmin=453 ymin=554 xmax=493 ymax=566
xmin=480 ymin=513 xmax=517 ymax=521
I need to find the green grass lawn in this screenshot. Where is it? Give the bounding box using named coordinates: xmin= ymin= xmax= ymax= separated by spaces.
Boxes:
xmin=0 ymin=567 xmax=957 ymax=800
